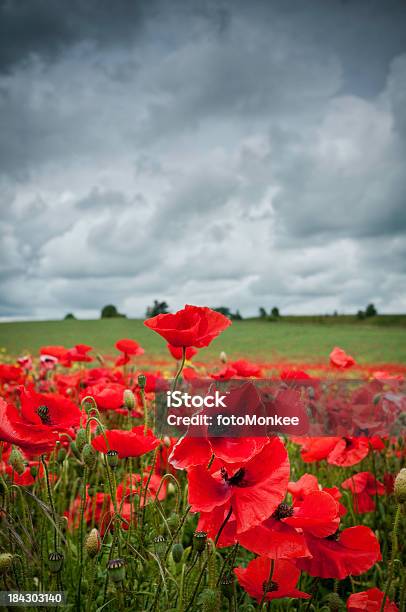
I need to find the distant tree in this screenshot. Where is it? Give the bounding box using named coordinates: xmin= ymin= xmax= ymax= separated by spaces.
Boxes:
xmin=146 ymin=300 xmax=170 ymax=318
xmin=357 ymin=310 xmax=366 ymax=320
xmin=231 ymin=309 xmax=243 ymax=320
xmin=64 ymin=313 xmax=76 ymax=320
xmin=259 ymin=307 xmax=267 ymax=318
xmin=365 ymin=303 xmax=377 ymax=317
xmin=271 ymin=306 xmax=280 ymax=317
xmin=333 ymin=310 xmax=338 ymax=317
xmin=213 ymin=306 xmax=232 ymax=318
xmin=101 ymin=304 xmax=126 ymax=319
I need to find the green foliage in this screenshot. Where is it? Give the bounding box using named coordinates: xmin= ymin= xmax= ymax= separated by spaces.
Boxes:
xmin=145 ymin=300 xmax=169 ymax=317
xmin=64 ymin=313 xmax=76 ymax=320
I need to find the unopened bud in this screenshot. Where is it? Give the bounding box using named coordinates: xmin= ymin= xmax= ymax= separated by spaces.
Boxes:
xmin=30 ymin=465 xmax=38 ymax=478
xmin=70 ymin=441 xmax=82 ymax=460
xmin=171 ymin=543 xmax=184 ymax=563
xmin=48 ymin=551 xmax=64 ymax=573
xmin=394 ymin=468 xmax=406 ymax=503
xmin=167 ymin=513 xmax=180 ymax=531
xmin=220 ymin=351 xmax=227 ymax=364
xmin=82 ymin=443 xmax=97 ymax=469
xmin=123 ymin=389 xmax=135 ymax=411
xmin=76 ymin=428 xmax=87 ymax=452
xmin=57 ymin=447 xmax=67 ymax=464
xmin=0 ymin=553 xmax=13 ymax=574
xmin=9 ymin=447 xmax=25 ymax=475
xmin=85 ymin=528 xmax=101 ymax=558
xmin=200 ymin=588 xmax=218 ymax=611
xmin=107 ymin=558 xmax=126 ymax=583
xmin=324 ymin=592 xmax=342 ymax=611
xmin=153 ymin=535 xmax=166 ymax=558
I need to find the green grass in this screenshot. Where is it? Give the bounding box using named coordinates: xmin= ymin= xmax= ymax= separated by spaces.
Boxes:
xmin=1 ymin=318 xmax=406 ymax=364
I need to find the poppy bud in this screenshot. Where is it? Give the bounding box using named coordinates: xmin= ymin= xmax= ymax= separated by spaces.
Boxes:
xmin=85 ymin=528 xmax=101 ymax=558
xmin=9 ymin=447 xmax=25 ymax=475
xmin=220 ymin=576 xmax=235 ymax=600
xmin=82 ymin=443 xmax=97 ymax=469
xmin=107 ymin=450 xmax=119 ymax=469
xmin=96 ymin=424 xmax=104 ymax=436
xmin=48 ymin=551 xmax=64 ymax=574
xmin=324 ymin=592 xmax=342 ymax=611
xmin=138 ymin=374 xmax=147 ymax=389
xmin=76 ymin=428 xmax=87 ymax=453
xmin=57 ymin=447 xmax=67 ymax=464
xmin=373 ymin=394 xmax=381 ymax=405
xmin=193 ymin=531 xmax=207 ymax=554
xmin=171 ymin=543 xmax=184 ymax=563
xmin=167 ymin=513 xmax=180 ymax=531
xmin=107 ymin=558 xmax=126 ymax=583
xmin=199 ymin=588 xmax=218 ymax=612
xmin=123 ymin=389 xmax=135 ymax=411
xmin=394 ymin=468 xmax=406 ymax=503
xmin=0 ymin=553 xmax=13 ymax=575
xmin=153 ymin=535 xmax=166 ymax=558
xmin=220 ymin=351 xmax=227 ymax=363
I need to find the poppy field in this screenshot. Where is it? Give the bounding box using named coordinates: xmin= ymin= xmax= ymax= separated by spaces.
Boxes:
xmin=0 ymin=305 xmax=405 ymax=611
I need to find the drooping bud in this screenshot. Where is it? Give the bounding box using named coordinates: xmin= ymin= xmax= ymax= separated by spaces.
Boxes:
xmin=48 ymin=551 xmax=64 ymax=573
xmin=394 ymin=468 xmax=406 ymax=503
xmin=0 ymin=553 xmax=13 ymax=575
xmin=123 ymin=389 xmax=135 ymax=411
xmin=106 ymin=450 xmax=119 ymax=469
xmin=82 ymin=443 xmax=97 ymax=469
xmin=70 ymin=441 xmax=82 ymax=460
xmin=193 ymin=531 xmax=207 ymax=554
xmin=9 ymin=447 xmax=25 ymax=475
xmin=153 ymin=535 xmax=166 ymax=558
xmin=219 ymin=351 xmax=227 ymax=364
xmin=85 ymin=528 xmax=101 ymax=558
xmin=75 ymin=428 xmax=87 ymax=453
xmin=107 ymin=558 xmax=126 ymax=583
xmin=57 ymin=446 xmax=67 ymax=464
xmin=137 ymin=374 xmax=146 ymax=390
xmin=171 ymin=543 xmax=184 ymax=563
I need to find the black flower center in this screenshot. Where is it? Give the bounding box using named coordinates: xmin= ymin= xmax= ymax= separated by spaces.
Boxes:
xmin=326 ymin=530 xmax=340 ymax=541
xmin=221 ymin=467 xmax=246 ymax=487
xmin=263 ymin=579 xmax=278 ymax=593
xmin=272 ymin=503 xmax=294 ymax=520
xmin=37 ymin=404 xmax=51 ymax=425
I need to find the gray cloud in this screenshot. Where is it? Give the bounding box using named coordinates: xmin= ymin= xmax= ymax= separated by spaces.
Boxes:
xmin=0 ymin=0 xmax=406 ymax=320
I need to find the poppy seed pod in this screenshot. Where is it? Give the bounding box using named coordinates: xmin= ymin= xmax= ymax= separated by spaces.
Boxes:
xmin=82 ymin=443 xmax=97 ymax=469
xmin=85 ymin=528 xmax=101 ymax=558
xmin=220 ymin=576 xmax=235 ymax=600
xmin=394 ymin=468 xmax=406 ymax=503
xmin=193 ymin=531 xmax=208 ymax=553
xmin=107 ymin=449 xmax=119 ymax=469
xmin=48 ymin=551 xmax=64 ymax=574
xmin=75 ymin=428 xmax=87 ymax=453
xmin=137 ymin=374 xmax=147 ymax=389
xmin=153 ymin=535 xmax=166 ymax=558
xmin=107 ymin=558 xmax=126 ymax=583
xmin=123 ymin=389 xmax=135 ymax=411
xmin=0 ymin=553 xmax=13 ymax=575
xmin=171 ymin=543 xmax=184 ymax=563
xmin=9 ymin=447 xmax=25 ymax=475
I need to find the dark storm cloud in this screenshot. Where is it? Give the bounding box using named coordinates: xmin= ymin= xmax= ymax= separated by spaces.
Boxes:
xmin=0 ymin=0 xmax=406 ymax=320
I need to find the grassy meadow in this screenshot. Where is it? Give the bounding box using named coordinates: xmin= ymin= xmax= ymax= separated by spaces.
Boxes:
xmin=1 ymin=316 xmax=406 ymax=365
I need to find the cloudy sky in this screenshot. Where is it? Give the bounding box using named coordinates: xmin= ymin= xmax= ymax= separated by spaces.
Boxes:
xmin=1 ymin=0 xmax=406 ymax=320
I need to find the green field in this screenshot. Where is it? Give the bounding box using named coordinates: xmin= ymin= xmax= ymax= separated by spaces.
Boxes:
xmin=1 ymin=318 xmax=406 ymax=365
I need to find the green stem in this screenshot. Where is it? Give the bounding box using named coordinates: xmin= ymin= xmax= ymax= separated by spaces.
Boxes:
xmin=172 ymin=347 xmax=187 ymax=392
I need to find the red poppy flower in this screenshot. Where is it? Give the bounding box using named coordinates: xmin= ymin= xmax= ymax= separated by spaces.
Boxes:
xmin=327 ymin=437 xmax=370 ymax=467
xmin=80 ymin=382 xmax=126 ymax=411
xmin=330 ymin=347 xmax=356 ymax=368
xmin=66 ymin=344 xmax=93 ymax=363
xmin=341 ymin=472 xmax=385 ymax=513
xmin=144 ymin=304 xmax=231 ymax=348
xmin=115 ymin=338 xmax=144 ymax=356
xmin=0 ymin=398 xmax=58 ymax=453
xmin=296 ymin=526 xmax=381 ymax=579
xmin=347 ymin=588 xmax=398 ymax=612
xmin=167 ymin=344 xmax=197 ymax=360
xmin=188 ymin=437 xmax=289 ymax=533
xmin=234 ymin=556 xmax=310 ymax=603
xmin=294 ymin=437 xmax=341 ymax=462
xmin=92 ymin=425 xmax=159 ymax=458
xmin=0 ymin=364 xmax=23 ymax=383
xmin=210 ymin=365 xmax=237 ymax=380
xmin=288 ymin=474 xmax=347 ymax=516
xmin=19 ymin=386 xmax=81 ymax=430
xmin=40 ymin=345 xmax=70 ymax=361
xmin=280 ymin=369 xmax=311 ymax=381
xmin=229 ymin=359 xmax=262 ymax=377
xmin=282 ymin=491 xmax=340 ymax=538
